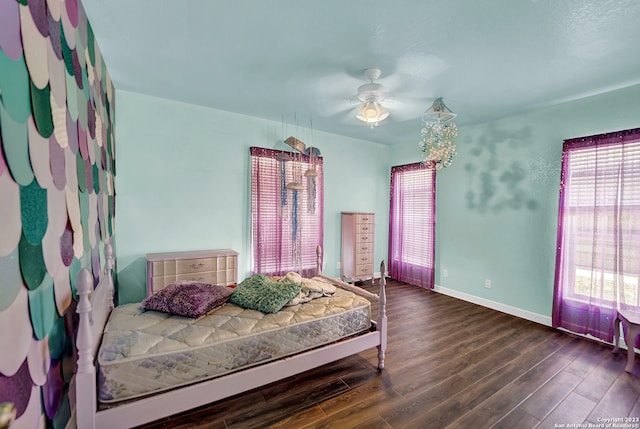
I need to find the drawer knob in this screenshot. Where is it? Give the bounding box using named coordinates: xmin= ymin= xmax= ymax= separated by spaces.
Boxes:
xmin=189 ymin=263 xmax=205 ymax=269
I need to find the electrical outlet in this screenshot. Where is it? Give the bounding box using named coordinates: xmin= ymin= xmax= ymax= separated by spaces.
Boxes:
xmin=485 ymin=279 xmax=491 ymax=289
xmin=336 ymin=261 xmax=341 ymax=269
xmin=442 ymin=268 xmax=449 ymax=278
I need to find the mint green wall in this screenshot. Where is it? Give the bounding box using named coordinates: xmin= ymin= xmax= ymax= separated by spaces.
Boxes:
xmin=390 ymin=84 xmax=640 ymax=318
xmin=115 ymin=90 xmax=389 ymax=303
xmin=116 ymin=85 xmax=640 ymax=317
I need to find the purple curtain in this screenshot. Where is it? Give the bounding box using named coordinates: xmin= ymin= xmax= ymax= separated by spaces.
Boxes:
xmin=553 ymin=128 xmax=640 ymax=344
xmin=388 ymin=162 xmax=436 ymax=289
xmin=250 ymin=147 xmax=324 ymax=277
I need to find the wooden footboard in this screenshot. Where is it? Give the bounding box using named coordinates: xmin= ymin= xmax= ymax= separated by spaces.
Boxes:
xmin=75 ymin=244 xmax=388 ymax=429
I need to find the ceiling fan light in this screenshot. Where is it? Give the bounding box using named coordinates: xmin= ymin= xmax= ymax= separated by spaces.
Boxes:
xmin=364 ymin=104 xmax=378 ymax=118
xmin=356 ymin=101 xmax=389 ymax=124
xmin=377 ymin=106 xmax=390 ymax=121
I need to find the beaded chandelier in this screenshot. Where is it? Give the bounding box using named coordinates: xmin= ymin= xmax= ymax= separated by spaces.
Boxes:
xmin=418 ymin=98 xmax=458 ymax=170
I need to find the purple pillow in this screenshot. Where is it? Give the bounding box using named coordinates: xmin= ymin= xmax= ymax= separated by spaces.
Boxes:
xmin=142 ymin=282 xmax=233 ymax=318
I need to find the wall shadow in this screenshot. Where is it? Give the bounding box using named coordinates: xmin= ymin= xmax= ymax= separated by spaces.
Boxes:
xmin=463 ymin=123 xmax=546 ymax=214
xmin=115 ymin=256 xmax=147 ymax=304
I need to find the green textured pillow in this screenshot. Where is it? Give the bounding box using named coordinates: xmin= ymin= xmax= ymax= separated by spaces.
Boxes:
xmin=229 ymin=274 xmax=302 ymax=313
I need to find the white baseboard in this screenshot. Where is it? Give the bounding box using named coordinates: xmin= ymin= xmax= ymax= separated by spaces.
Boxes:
xmin=433 ymin=284 xmax=552 ymax=327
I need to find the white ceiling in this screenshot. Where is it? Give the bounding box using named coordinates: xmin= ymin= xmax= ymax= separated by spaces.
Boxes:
xmin=81 ymin=0 xmax=640 ymax=146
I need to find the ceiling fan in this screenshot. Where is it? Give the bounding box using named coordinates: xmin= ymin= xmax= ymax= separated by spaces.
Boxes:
xmin=310 ymin=57 xmax=449 ymax=126
xmin=354 ymin=68 xmax=390 ymax=127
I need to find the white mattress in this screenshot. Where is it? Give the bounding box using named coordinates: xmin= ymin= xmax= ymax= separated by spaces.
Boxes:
xmin=97 ymin=288 xmax=371 ymax=403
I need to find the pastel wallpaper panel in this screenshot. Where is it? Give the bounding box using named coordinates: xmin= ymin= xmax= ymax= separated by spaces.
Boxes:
xmin=0 ymin=0 xmax=115 ymax=427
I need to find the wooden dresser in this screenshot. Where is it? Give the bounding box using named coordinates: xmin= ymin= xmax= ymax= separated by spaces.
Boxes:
xmin=341 ymin=212 xmax=375 ymax=283
xmin=146 ymin=249 xmax=239 ymax=296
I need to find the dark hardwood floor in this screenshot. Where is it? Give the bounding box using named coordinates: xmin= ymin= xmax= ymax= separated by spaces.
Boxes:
xmin=137 ymin=279 xmax=640 ymax=429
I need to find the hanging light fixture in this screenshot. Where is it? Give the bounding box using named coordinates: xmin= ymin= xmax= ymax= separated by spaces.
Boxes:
xmin=355 ymin=68 xmax=390 ymax=128
xmin=284 ymin=136 xmax=305 ymax=190
xmin=418 ymin=97 xmax=458 ymax=170
xmin=356 ymin=100 xmax=390 ymax=127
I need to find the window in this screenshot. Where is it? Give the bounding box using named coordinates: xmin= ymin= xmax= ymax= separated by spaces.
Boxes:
xmin=250 ymin=147 xmax=323 ymax=277
xmin=388 ymin=162 xmax=436 ymax=289
xmin=553 ymin=128 xmax=640 ymax=342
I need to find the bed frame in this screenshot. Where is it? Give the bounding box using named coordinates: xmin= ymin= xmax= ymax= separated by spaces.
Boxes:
xmin=74 ymin=243 xmax=388 ymax=429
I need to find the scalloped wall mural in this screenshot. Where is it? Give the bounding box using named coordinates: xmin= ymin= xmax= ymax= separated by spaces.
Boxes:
xmin=0 ymin=0 xmax=116 ymax=427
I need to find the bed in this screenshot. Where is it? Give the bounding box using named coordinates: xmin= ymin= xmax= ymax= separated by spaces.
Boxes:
xmin=74 ymin=242 xmax=388 ymax=429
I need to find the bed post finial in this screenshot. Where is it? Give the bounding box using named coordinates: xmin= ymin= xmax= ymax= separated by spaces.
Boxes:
xmin=316 ymin=245 xmax=322 ymax=276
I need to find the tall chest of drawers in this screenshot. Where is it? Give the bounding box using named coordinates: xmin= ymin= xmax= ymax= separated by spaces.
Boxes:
xmin=341 ymin=212 xmax=375 ymax=283
xmin=146 ymin=249 xmax=239 ymax=296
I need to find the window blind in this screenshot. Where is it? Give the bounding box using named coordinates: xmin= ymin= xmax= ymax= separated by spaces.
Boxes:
xmin=250 ymin=147 xmax=323 ymax=277
xmin=553 ymin=127 xmax=640 ymax=343
xmin=388 ymin=162 xmax=436 ymax=289
xmin=566 ymin=141 xmax=640 ymax=208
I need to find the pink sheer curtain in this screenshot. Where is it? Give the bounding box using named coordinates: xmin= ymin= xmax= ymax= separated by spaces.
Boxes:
xmin=250 ymin=147 xmax=323 ymax=277
xmin=388 ymin=162 xmax=436 ymax=289
xmin=553 ymin=128 xmax=640 ymax=344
